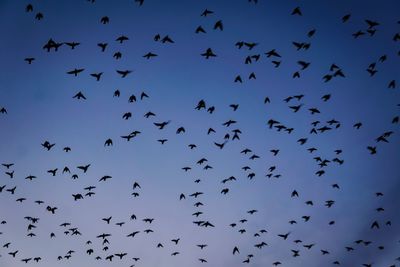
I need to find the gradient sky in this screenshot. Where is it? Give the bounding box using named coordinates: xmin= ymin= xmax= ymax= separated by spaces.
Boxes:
xmin=0 ymin=0 xmax=399 ymax=267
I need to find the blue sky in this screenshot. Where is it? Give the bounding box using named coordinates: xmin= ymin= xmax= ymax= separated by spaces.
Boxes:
xmin=0 ymin=0 xmax=399 ymax=266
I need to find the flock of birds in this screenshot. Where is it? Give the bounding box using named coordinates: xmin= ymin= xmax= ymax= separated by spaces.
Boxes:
xmin=0 ymin=0 xmax=399 ymax=267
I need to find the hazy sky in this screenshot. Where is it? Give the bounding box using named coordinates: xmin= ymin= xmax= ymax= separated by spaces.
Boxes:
xmin=0 ymin=0 xmax=399 ymax=267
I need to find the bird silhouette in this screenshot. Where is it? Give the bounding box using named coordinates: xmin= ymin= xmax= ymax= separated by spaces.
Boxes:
xmin=100 ymin=16 xmax=109 ymax=24
xmin=73 ymin=91 xmax=86 ymax=100
xmin=201 ymin=48 xmax=217 ymax=59
xmin=67 ymin=68 xmax=84 ymax=76
xmin=116 ymin=70 xmax=132 ymax=78
xmin=116 ymin=35 xmax=129 ymax=43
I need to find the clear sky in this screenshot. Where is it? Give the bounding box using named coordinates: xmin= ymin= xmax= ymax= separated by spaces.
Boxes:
xmin=0 ymin=0 xmax=399 ymax=266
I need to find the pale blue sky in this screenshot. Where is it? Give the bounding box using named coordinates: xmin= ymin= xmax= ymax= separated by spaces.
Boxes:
xmin=0 ymin=0 xmax=399 ymax=266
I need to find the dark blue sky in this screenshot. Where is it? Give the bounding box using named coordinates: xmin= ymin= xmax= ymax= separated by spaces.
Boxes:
xmin=0 ymin=0 xmax=399 ymax=266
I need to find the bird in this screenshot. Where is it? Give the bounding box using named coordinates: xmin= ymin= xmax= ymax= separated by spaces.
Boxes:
xmin=214 ymin=20 xmax=223 ymax=31
xmin=26 ymin=4 xmax=33 ymax=12
xmin=41 ymin=141 xmax=55 ymax=150
xmin=102 ymin=216 xmax=112 ymax=224
xmin=127 ymin=231 xmax=140 ymax=238
xmin=99 ymin=175 xmax=112 ymax=182
xmin=367 ymin=146 xmax=377 ymax=154
xmin=104 ymin=138 xmax=113 ymax=146
xmin=46 ymin=206 xmax=57 ymax=214
xmin=116 ymin=35 xmax=129 ymax=43
xmin=140 ymin=92 xmax=149 ymax=100
xmin=195 ymin=25 xmax=206 ymax=34
xmin=116 ymin=70 xmax=132 ymax=78
xmin=201 ymin=48 xmax=217 ymax=59
xmin=278 ymin=232 xmax=290 ymax=240
xmin=35 ymin=13 xmax=43 ymax=20
xmin=291 ymin=7 xmax=302 ymax=16
xmin=143 ymin=52 xmax=158 ymax=59
xmin=154 ymin=121 xmax=170 ymax=129
xmin=72 ymin=194 xmax=83 ymax=201
xmin=47 ymin=168 xmax=58 ymax=176
xmin=214 ymin=141 xmax=227 ymax=149
xmin=100 ymin=16 xmax=109 ymax=24
xmin=65 ymin=42 xmax=80 ymax=49
xmin=24 ymin=57 xmax=35 ymax=64
xmin=201 ymin=9 xmax=213 ymax=16
xmin=98 ymin=43 xmax=108 ymax=52
xmin=113 ymin=51 xmax=122 ymax=59
xmin=133 ymin=182 xmax=141 ymax=190
xmin=73 ymin=91 xmax=86 ymax=100
xmin=114 ymin=253 xmax=127 ymax=259
xmin=77 ymin=164 xmax=91 ymax=173
xmin=135 ymin=0 xmax=144 ymax=6
xmin=67 ymin=68 xmax=84 ymax=76
xmin=90 ymin=72 xmax=103 ymax=81
xmin=118 ymin=89 xmax=131 ymax=98
xmin=161 ymin=35 xmax=174 ymax=43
